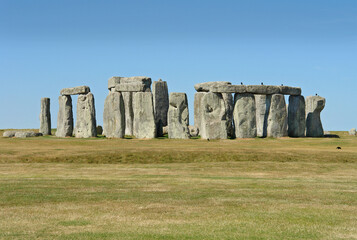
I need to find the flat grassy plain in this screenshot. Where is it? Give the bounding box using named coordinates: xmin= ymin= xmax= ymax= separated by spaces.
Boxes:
xmin=0 ymin=130 xmax=356 ymax=239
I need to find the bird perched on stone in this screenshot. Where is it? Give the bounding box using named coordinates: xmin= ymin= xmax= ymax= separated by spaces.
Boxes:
xmin=281 ymin=84 xmax=283 ymax=86
xmin=241 ymin=82 xmax=243 ymax=85
xmin=315 ymin=93 xmax=318 ymax=96
xmin=261 ymin=82 xmax=264 ymax=85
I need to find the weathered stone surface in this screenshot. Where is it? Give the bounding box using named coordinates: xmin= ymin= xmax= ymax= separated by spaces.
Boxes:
xmin=60 ymin=86 xmax=90 ymax=96
xmin=288 ymin=95 xmax=306 ymax=137
xmin=267 ymin=94 xmax=288 ymax=137
xmin=246 ymin=85 xmax=280 ymax=95
xmin=279 ymin=86 xmax=301 ymax=96
xmin=349 ymin=128 xmax=356 ymax=136
xmin=168 ymin=93 xmax=190 ymax=139
xmin=306 ymin=96 xmax=325 ymax=137
xmin=211 ymin=85 xmax=246 ymax=93
xmin=122 ymin=92 xmax=134 ymax=136
xmin=188 ymin=125 xmax=199 ymax=137
xmin=74 ymin=93 xmax=97 ymax=138
xmin=153 ymin=79 xmax=169 ymax=136
xmin=194 ymin=92 xmax=207 ymax=134
xmin=56 ymin=95 xmax=73 ymax=137
xmin=115 ymin=83 xmax=146 ymax=92
xmin=103 ymin=92 xmax=125 ymax=138
xmin=162 ymin=126 xmax=168 ymax=135
xmin=3 ymin=131 xmax=16 ymax=138
xmin=222 ymin=93 xmax=234 ymax=138
xmin=14 ymin=131 xmax=42 ymax=138
xmin=133 ymin=92 xmax=156 ymax=139
xmin=194 ymin=81 xmax=231 ymax=92
xmin=40 ymin=98 xmax=51 ymax=135
xmin=201 ymin=92 xmax=228 ymax=139
xmin=108 ymin=77 xmax=121 ymax=89
xmin=255 ymin=95 xmax=271 ymax=137
xmin=233 ymin=93 xmax=257 ymax=138
xmin=118 ymin=76 xmax=152 ymax=92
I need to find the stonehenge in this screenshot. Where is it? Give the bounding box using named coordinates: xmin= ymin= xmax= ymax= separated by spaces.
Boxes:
xmin=40 ymin=98 xmax=51 ymax=135
xmin=349 ymin=128 xmax=356 ymax=136
xmin=168 ymin=92 xmax=190 ymax=139
xmin=306 ymin=96 xmax=326 ymax=137
xmin=36 ymin=77 xmax=327 ymax=141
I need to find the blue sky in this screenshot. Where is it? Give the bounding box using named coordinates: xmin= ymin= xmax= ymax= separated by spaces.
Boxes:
xmin=0 ymin=0 xmax=356 ymax=130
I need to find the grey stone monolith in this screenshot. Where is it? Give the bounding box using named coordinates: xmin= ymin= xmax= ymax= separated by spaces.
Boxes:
xmin=103 ymin=92 xmax=125 ymax=138
xmin=288 ymin=95 xmax=306 ymax=137
xmin=267 ymin=94 xmax=288 ymax=137
xmin=194 ymin=92 xmax=207 ymax=135
xmin=3 ymin=131 xmax=16 ymax=138
xmin=153 ymin=79 xmax=169 ymax=136
xmin=133 ymin=92 xmax=156 ymax=139
xmin=255 ymin=95 xmax=271 ymax=137
xmin=60 ymin=86 xmax=90 ymax=96
xmin=222 ymin=93 xmax=234 ymax=138
xmin=122 ymin=92 xmax=134 ymax=136
xmin=306 ymin=96 xmax=325 ymax=137
xmin=40 ymin=98 xmax=51 ymax=135
xmin=56 ymin=95 xmax=73 ymax=137
xmin=201 ymin=92 xmax=228 ymax=139
xmin=349 ymin=128 xmax=356 ymax=136
xmin=75 ymin=92 xmax=97 ymax=138
xmin=168 ymin=92 xmax=190 ymax=139
xmin=233 ymin=93 xmax=257 ymax=138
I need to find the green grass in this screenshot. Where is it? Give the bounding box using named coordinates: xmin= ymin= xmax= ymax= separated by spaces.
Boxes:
xmin=0 ymin=130 xmax=356 ymax=239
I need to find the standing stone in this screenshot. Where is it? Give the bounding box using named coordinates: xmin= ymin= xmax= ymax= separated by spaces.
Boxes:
xmin=233 ymin=93 xmax=257 ymax=138
xmin=168 ymin=93 xmax=190 ymax=139
xmin=153 ymin=79 xmax=169 ymax=136
xmin=75 ymin=92 xmax=97 ymax=138
xmin=306 ymin=96 xmax=325 ymax=137
xmin=194 ymin=92 xmax=207 ymax=135
xmin=255 ymin=95 xmax=271 ymax=137
xmin=133 ymin=92 xmax=156 ymax=139
xmin=267 ymin=94 xmax=288 ymax=137
xmin=288 ymin=95 xmax=306 ymax=137
xmin=103 ymin=92 xmax=125 ymax=138
xmin=122 ymin=92 xmax=134 ymax=136
xmin=40 ymin=98 xmax=51 ymax=135
xmin=222 ymin=93 xmax=234 ymax=138
xmin=201 ymin=92 xmax=228 ymax=139
xmin=349 ymin=128 xmax=356 ymax=136
xmin=56 ymin=95 xmax=73 ymax=137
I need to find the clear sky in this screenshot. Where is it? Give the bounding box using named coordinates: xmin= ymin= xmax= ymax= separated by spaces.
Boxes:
xmin=0 ymin=0 xmax=356 ymax=130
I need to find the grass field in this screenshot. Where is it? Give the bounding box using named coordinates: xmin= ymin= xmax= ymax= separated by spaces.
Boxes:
xmin=0 ymin=130 xmax=356 ymax=239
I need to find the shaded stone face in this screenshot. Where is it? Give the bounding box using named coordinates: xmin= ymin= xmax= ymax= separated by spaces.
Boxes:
xmin=133 ymin=92 xmax=156 ymax=139
xmin=255 ymin=94 xmax=271 ymax=138
xmin=60 ymin=86 xmax=90 ymax=96
xmin=222 ymin=93 xmax=234 ymax=138
xmin=194 ymin=81 xmax=231 ymax=92
xmin=75 ymin=92 xmax=97 ymax=138
xmin=103 ymin=92 xmax=125 ymax=138
xmin=306 ymin=96 xmax=325 ymax=137
xmin=122 ymin=92 xmax=134 ymax=136
xmin=201 ymin=92 xmax=228 ymax=139
xmin=40 ymin=98 xmax=51 ymax=135
xmin=288 ymin=95 xmax=306 ymax=137
xmin=267 ymin=94 xmax=288 ymax=138
xmin=233 ymin=93 xmax=257 ymax=138
xmin=56 ymin=95 xmax=73 ymax=137
xmin=168 ymin=92 xmax=190 ymax=139
xmin=194 ymin=92 xmax=207 ymax=134
xmin=153 ymin=80 xmax=169 ymax=136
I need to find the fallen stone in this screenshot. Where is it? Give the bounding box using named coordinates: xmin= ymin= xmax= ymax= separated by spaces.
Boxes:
xmin=40 ymin=98 xmax=51 ymax=135
xmin=56 ymin=95 xmax=73 ymax=137
xmin=233 ymin=93 xmax=257 ymax=138
xmin=15 ymin=131 xmax=42 ymax=138
xmin=188 ymin=125 xmax=199 ymax=137
xmin=201 ymin=92 xmax=228 ymax=139
xmin=306 ymin=96 xmax=325 ymax=137
xmin=349 ymin=128 xmax=356 ymax=136
xmin=60 ymin=86 xmax=90 ymax=96
xmin=255 ymin=95 xmax=271 ymax=137
xmin=3 ymin=131 xmax=16 ymax=138
xmin=288 ymin=95 xmax=306 ymax=137
xmin=115 ymin=83 xmax=146 ymax=92
xmin=74 ymin=92 xmax=97 ymax=138
xmin=133 ymin=92 xmax=156 ymax=138
xmin=194 ymin=81 xmax=231 ymax=92
xmin=194 ymin=92 xmax=207 ymax=135
xmin=153 ymin=79 xmax=169 ymax=136
xmin=103 ymin=92 xmax=125 ymax=138
xmin=267 ymin=94 xmax=288 ymax=137
xmin=168 ymin=92 xmax=190 ymax=139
